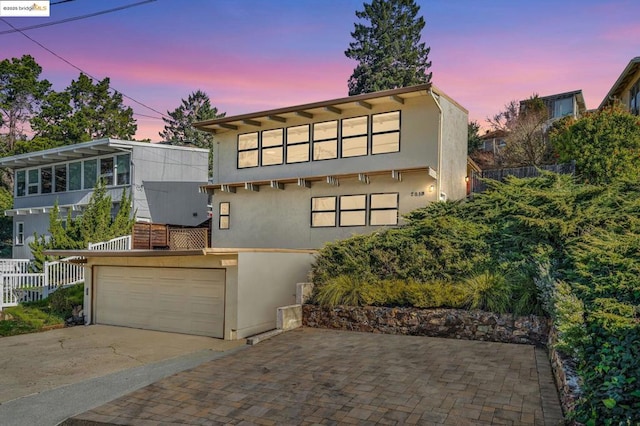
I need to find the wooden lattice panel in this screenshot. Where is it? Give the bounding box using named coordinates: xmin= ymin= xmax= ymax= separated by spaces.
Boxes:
xmin=169 ymin=228 xmax=208 ymax=250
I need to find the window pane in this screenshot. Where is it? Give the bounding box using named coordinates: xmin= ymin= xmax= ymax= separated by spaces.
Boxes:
xmin=84 ymin=159 xmax=97 ymax=189
xmin=41 ymin=167 xmax=52 ymax=194
xmin=238 ymin=150 xmax=258 ymax=168
xmin=313 ymin=140 xmax=337 ymax=160
xmin=28 ymin=169 xmax=39 ymax=194
xmin=219 ymin=216 xmax=229 ymax=229
xmin=238 ymin=133 xmax=258 ymax=150
xmin=370 ymin=210 xmax=398 ymax=226
xmin=340 ymin=194 xmax=366 ymax=210
xmin=312 ymin=212 xmax=335 ymax=227
xmin=342 ymin=136 xmax=368 ymax=157
xmin=554 ymin=98 xmax=573 ymax=118
xmin=16 ymin=171 xmax=25 ymax=197
xmin=100 ymin=157 xmax=114 ymax=185
xmin=262 ymin=146 xmax=283 ymax=166
xmin=220 ymin=202 xmax=229 ymax=215
xmin=340 ymin=211 xmax=366 ymax=226
xmin=372 ymin=132 xmax=400 ymax=154
xmin=313 ymin=121 xmax=337 ymax=140
xmin=262 ymin=129 xmax=283 ymax=147
xmin=372 ymin=111 xmax=400 ymax=133
xmin=342 ymin=116 xmax=368 ymax=137
xmin=69 ymin=162 xmax=82 ymax=191
xmin=286 ymin=143 xmax=309 ymax=163
xmin=371 ymin=193 xmax=398 ymax=209
xmin=312 ymin=197 xmax=335 ymax=211
xmin=116 ymin=154 xmax=130 ymax=185
xmin=287 ymin=125 xmax=309 ymax=144
xmin=54 ymin=165 xmax=67 ymax=193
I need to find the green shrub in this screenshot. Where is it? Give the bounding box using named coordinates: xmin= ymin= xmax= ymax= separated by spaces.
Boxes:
xmin=552 ymin=281 xmax=587 ymax=358
xmin=463 ymin=271 xmax=512 ymax=313
xmin=48 ymin=283 xmax=84 ymax=317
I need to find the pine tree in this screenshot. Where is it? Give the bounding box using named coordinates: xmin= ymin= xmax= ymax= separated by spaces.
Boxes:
xmin=345 ymin=0 xmax=432 ymax=95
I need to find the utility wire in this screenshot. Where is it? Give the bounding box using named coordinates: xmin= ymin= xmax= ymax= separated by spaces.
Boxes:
xmin=0 ymin=17 xmax=169 ymax=120
xmin=0 ymin=0 xmax=157 ymax=35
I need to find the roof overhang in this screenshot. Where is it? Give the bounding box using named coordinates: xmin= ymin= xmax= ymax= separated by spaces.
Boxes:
xmin=43 ymin=247 xmax=317 ymax=258
xmin=599 ymin=57 xmax=640 ymax=109
xmin=6 ymin=203 xmax=87 ymax=217
xmin=194 ymin=84 xmax=465 ymax=135
xmin=199 ymin=167 xmax=436 ymax=195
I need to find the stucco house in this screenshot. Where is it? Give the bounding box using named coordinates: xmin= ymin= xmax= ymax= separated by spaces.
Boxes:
xmin=599 ymin=56 xmax=640 ymax=115
xmin=0 ymin=138 xmax=210 ymax=258
xmin=195 ymin=83 xmax=468 ymax=249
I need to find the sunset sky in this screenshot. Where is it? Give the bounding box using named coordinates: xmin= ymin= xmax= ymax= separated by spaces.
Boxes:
xmin=2 ymin=0 xmax=638 ymax=141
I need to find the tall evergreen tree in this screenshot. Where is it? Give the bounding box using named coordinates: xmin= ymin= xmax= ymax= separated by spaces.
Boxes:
xmin=159 ymin=90 xmax=224 ymax=149
xmin=345 ymin=0 xmax=432 ymax=95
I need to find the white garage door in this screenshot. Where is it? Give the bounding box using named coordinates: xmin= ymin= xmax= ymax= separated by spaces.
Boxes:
xmin=95 ymin=266 xmax=225 ymax=338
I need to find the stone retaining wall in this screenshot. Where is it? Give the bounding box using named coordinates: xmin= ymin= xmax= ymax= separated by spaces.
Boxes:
xmin=303 ymin=305 xmax=550 ymax=346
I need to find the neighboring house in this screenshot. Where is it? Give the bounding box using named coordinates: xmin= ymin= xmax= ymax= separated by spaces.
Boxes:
xmin=599 ymin=56 xmax=640 ymax=115
xmin=521 ymin=90 xmax=586 ymax=122
xmin=479 ymin=129 xmax=507 ymax=154
xmin=0 ymin=138 xmax=209 ymax=259
xmin=194 ymin=84 xmax=468 ymax=249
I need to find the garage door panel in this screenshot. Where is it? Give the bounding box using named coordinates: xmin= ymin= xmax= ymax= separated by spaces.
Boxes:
xmin=95 ymin=266 xmax=225 ymax=338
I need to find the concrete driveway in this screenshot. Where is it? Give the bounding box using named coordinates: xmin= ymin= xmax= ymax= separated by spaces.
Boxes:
xmin=0 ymin=324 xmax=244 ymax=404
xmin=64 ymin=328 xmax=564 ymax=425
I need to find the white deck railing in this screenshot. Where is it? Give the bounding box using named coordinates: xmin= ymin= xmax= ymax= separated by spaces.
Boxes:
xmin=0 ymin=234 xmax=132 ymax=310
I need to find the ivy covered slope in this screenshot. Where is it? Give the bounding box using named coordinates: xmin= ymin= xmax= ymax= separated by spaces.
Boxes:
xmin=311 ymin=173 xmax=639 ymax=424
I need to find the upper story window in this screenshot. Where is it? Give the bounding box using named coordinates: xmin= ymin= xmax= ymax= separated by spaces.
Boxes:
xmin=261 ymin=129 xmax=284 ymax=166
xmin=15 ymin=152 xmax=131 ymax=197
xmin=238 ymin=132 xmax=259 ymax=168
xmin=553 ymin=97 xmax=574 ymax=119
xmin=372 ymin=111 xmax=400 ymax=154
xmin=341 ymin=116 xmax=368 ymax=158
xmin=219 ymin=202 xmax=230 ymax=230
xmin=286 ymin=125 xmax=310 ymax=164
xmin=630 ymin=80 xmax=640 ymax=116
xmin=312 ymin=120 xmax=338 ymax=161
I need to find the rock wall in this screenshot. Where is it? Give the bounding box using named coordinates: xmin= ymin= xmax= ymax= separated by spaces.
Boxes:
xmin=303 ymin=305 xmax=550 ymax=346
xmin=548 ymin=327 xmax=582 ymax=422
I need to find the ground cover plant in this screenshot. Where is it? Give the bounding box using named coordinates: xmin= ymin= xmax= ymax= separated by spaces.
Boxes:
xmin=0 ymin=283 xmax=83 ymax=337
xmin=310 ymin=173 xmax=640 ymax=424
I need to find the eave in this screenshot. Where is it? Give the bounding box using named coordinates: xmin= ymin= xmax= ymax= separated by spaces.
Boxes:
xmin=599 ymin=57 xmax=640 ymax=109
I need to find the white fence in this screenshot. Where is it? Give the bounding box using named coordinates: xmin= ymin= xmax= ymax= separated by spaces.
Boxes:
xmin=1 ymin=234 xmax=132 ymax=310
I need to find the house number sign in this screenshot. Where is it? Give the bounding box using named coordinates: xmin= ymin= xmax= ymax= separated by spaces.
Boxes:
xmin=410 ymin=191 xmax=425 ymax=197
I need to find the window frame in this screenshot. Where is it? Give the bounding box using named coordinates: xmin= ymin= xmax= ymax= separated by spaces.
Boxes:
xmin=237 ymin=132 xmax=260 ymax=169
xmin=310 ymin=196 xmax=337 ymax=228
xmin=116 ymin=153 xmax=131 ymax=186
xmin=219 ymin=202 xmax=230 ymax=230
xmin=371 ymin=111 xmax=401 ymax=155
xmin=630 ymin=80 xmax=640 ymax=116
xmin=286 ymin=124 xmax=310 ymax=164
xmin=27 ymin=169 xmax=39 ymax=195
xmin=261 ymin=128 xmax=284 ymax=166
xmin=312 ymin=120 xmax=339 ymax=161
xmin=339 ymin=194 xmax=367 ymax=227
xmin=15 ymin=221 xmax=24 ymax=246
xmin=369 ymin=192 xmax=399 ymax=226
xmin=340 ymin=115 xmax=369 ymax=158
xmin=40 ymin=166 xmax=53 ymax=194
xmin=54 ymin=164 xmax=67 ymax=193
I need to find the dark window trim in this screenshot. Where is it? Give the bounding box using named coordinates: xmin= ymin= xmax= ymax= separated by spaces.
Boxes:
xmin=339 ymin=194 xmax=367 ymax=227
xmin=219 ymin=201 xmax=230 ymax=230
xmin=310 ymin=196 xmax=337 ymax=228
xmin=312 ymin=120 xmax=339 ymax=161
xmin=340 ymin=115 xmax=369 ymax=158
xmin=237 ymin=131 xmax=260 ymax=169
xmin=371 ymin=110 xmax=401 ymax=156
xmin=261 ymin=128 xmax=284 ymax=167
xmin=369 ymin=192 xmax=399 ymax=226
xmin=285 ymin=124 xmax=311 ymax=164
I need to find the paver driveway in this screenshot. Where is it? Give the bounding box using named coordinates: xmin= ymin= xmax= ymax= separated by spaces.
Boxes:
xmin=64 ymin=328 xmax=563 ymax=425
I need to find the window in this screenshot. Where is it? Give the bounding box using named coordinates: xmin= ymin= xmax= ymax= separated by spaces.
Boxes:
xmin=84 ymin=159 xmax=97 ymax=189
xmin=116 ymin=154 xmax=130 ymax=185
xmin=68 ymin=162 xmax=82 ymax=191
xmin=286 ymin=125 xmax=310 ymax=163
xmin=55 ymin=164 xmax=67 ymax=193
xmin=630 ymin=80 xmax=640 ymax=116
xmin=15 ymin=222 xmax=24 ymax=245
xmin=339 ymin=195 xmax=366 ymax=226
xmin=553 ymin=97 xmax=574 ymax=118
xmin=341 ymin=116 xmax=368 ymax=158
xmin=370 ymin=193 xmax=399 ymax=225
xmin=16 ymin=170 xmax=25 ymax=197
xmin=238 ymin=132 xmax=259 ymax=168
xmin=219 ymin=202 xmax=230 ymax=229
xmin=312 ymin=121 xmax=338 ymax=160
xmin=311 ymin=196 xmax=336 ymax=227
xmin=27 ymin=169 xmax=39 ymax=195
xmin=372 ymin=111 xmax=400 ymax=154
xmin=41 ymin=167 xmax=52 ymax=194
xmin=100 ymin=157 xmax=114 ymax=185
xmin=261 ymin=129 xmax=284 ymax=166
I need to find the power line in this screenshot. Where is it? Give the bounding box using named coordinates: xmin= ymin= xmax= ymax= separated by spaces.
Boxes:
xmin=0 ymin=17 xmax=169 ymax=121
xmin=0 ymin=0 xmax=157 ymax=35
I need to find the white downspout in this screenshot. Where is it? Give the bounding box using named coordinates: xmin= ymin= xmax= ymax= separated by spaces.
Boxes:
xmin=429 ymin=89 xmax=444 ymax=201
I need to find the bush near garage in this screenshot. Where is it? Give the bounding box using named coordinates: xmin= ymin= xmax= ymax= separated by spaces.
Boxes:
xmin=310 ymin=173 xmax=640 ymax=424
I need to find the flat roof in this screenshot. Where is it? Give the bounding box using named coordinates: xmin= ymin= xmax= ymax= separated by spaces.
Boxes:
xmin=44 ymin=247 xmax=317 ymax=258
xmin=0 ymin=138 xmax=209 ymax=169
xmin=193 ymin=84 xmax=467 ymax=134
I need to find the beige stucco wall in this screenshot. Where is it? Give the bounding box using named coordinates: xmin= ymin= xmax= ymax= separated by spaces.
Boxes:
xmin=614 ymin=69 xmax=640 ymax=108
xmin=437 ymin=94 xmax=468 ymax=201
